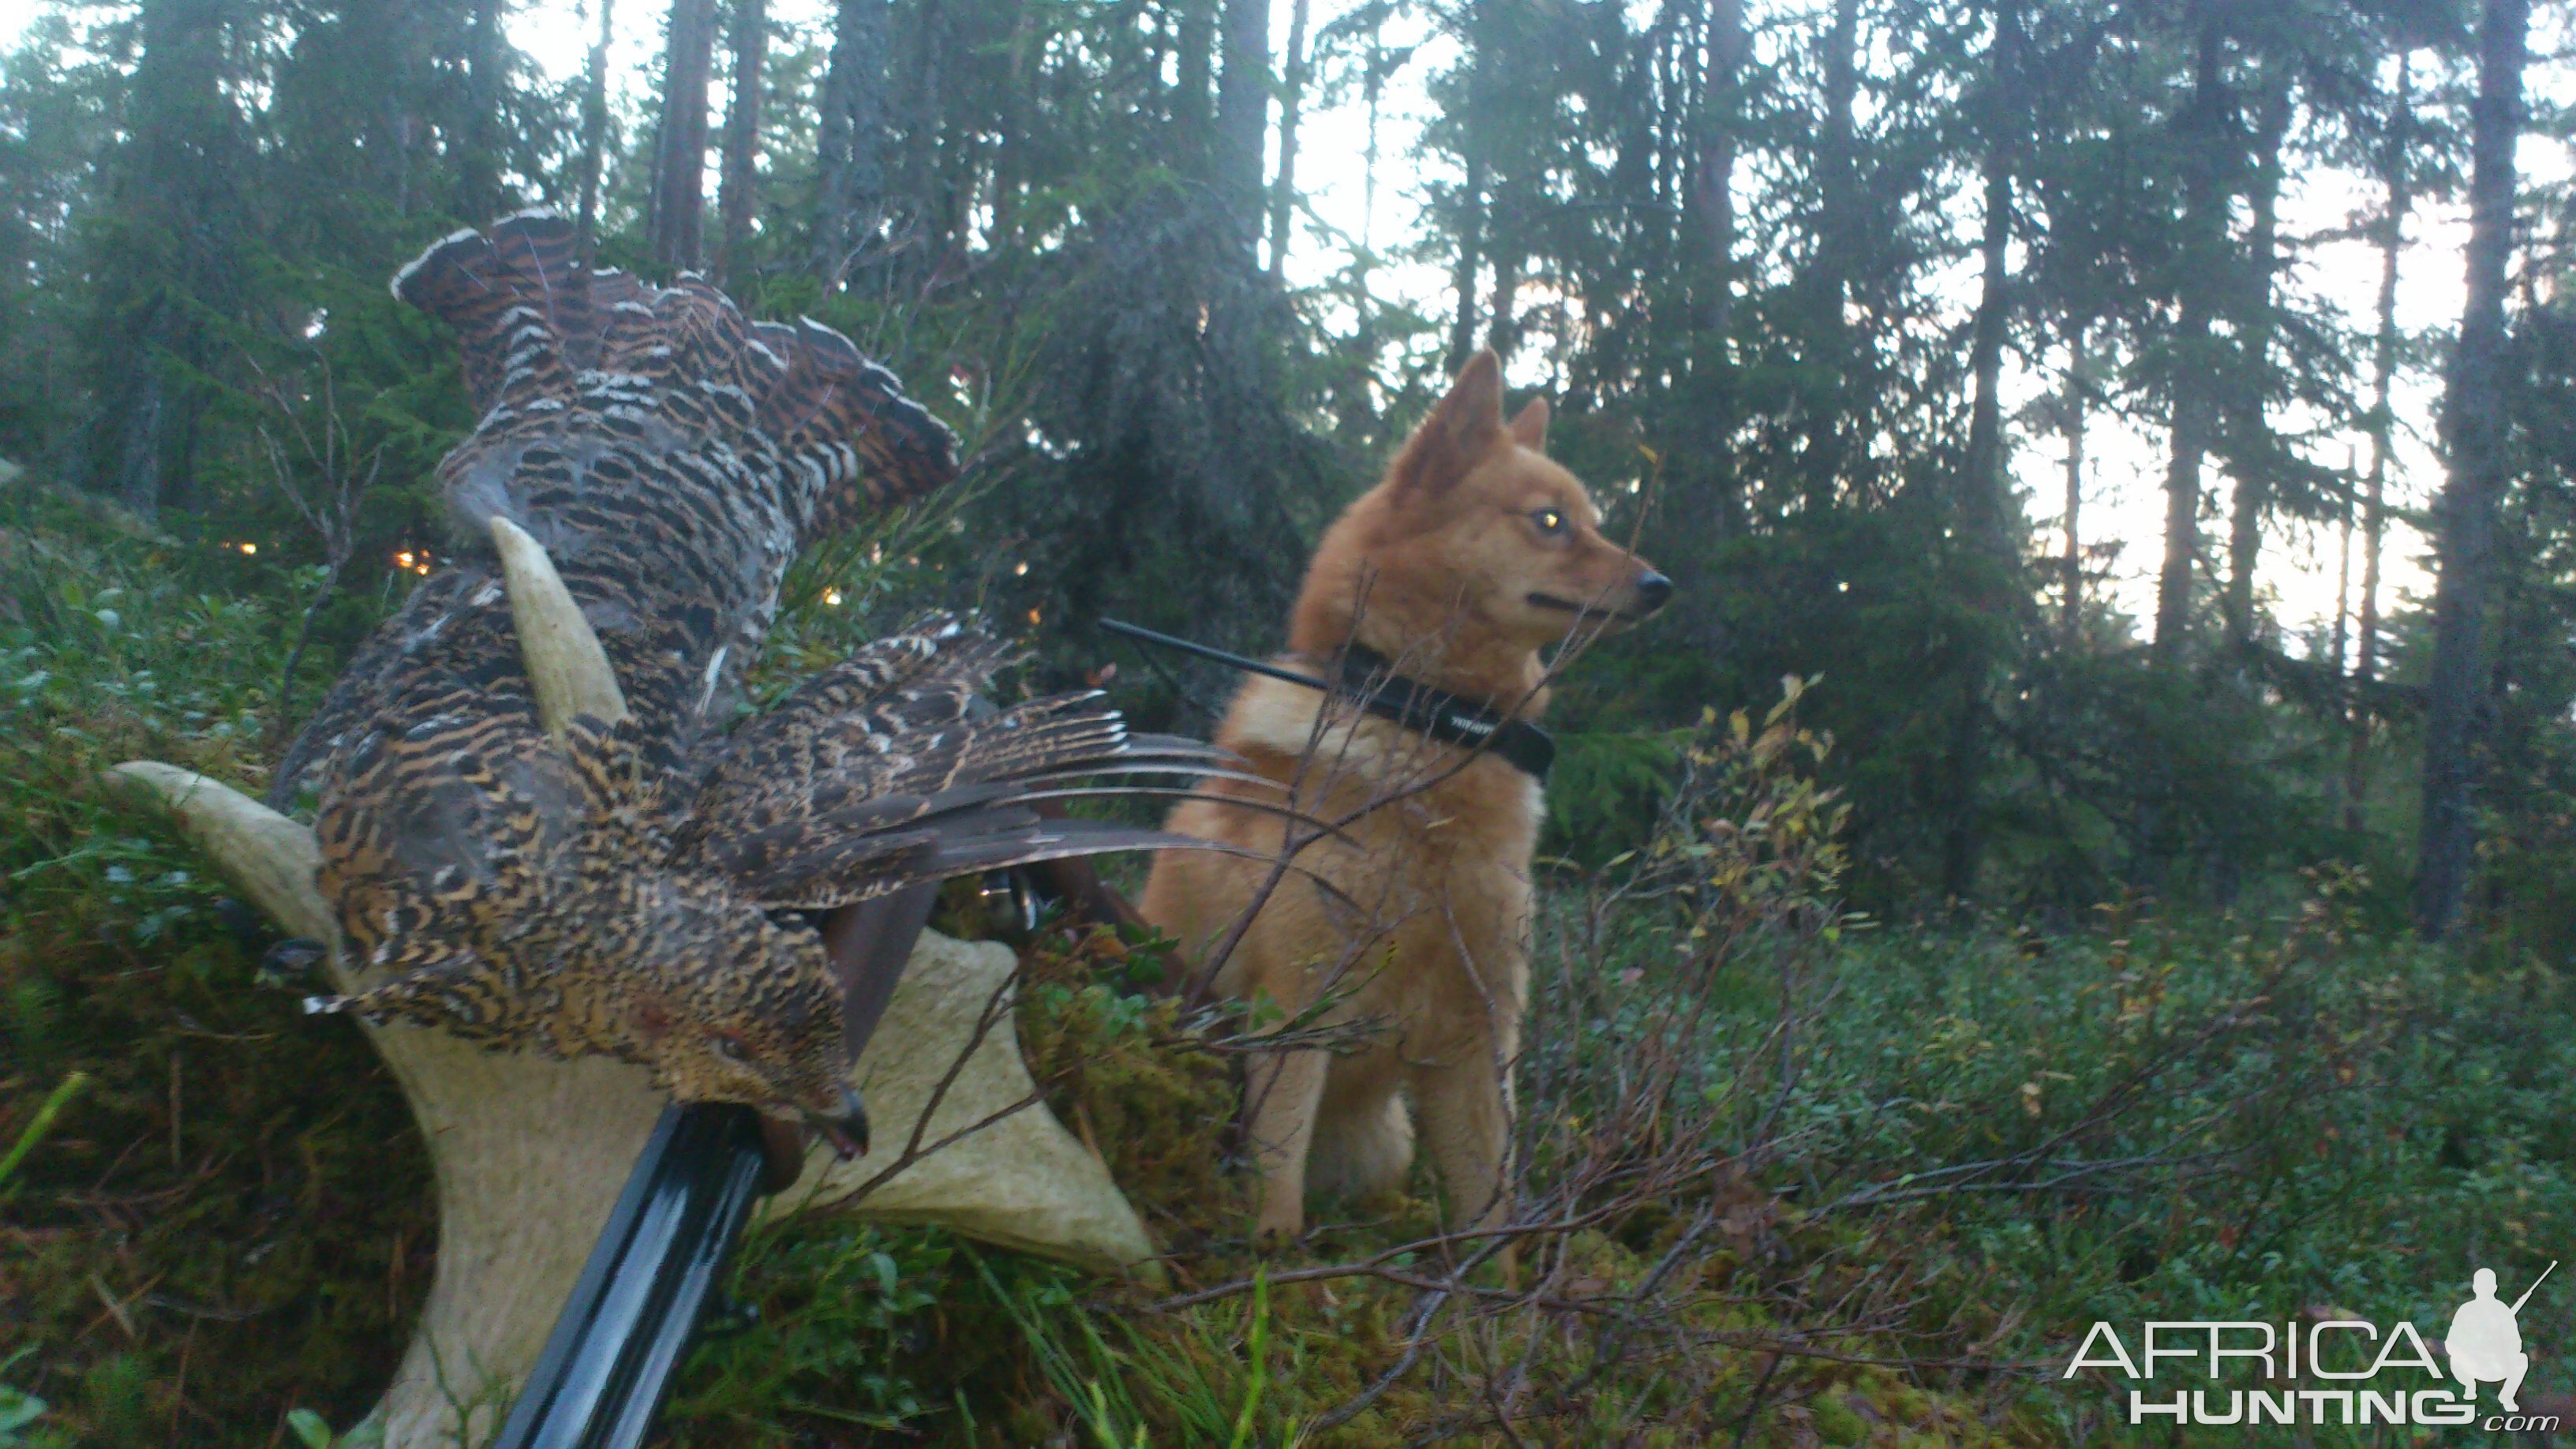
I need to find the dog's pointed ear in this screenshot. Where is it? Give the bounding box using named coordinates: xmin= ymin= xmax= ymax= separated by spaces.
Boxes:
xmin=1391 ymin=350 xmax=1508 ymax=496
xmin=1507 ymin=397 xmax=1549 ymax=452
xmin=1442 ymin=349 xmax=1506 ymax=446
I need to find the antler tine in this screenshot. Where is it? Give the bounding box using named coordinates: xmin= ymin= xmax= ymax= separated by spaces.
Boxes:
xmin=106 ymin=763 xmax=342 ymax=953
xmin=489 ymin=515 xmax=629 ymax=740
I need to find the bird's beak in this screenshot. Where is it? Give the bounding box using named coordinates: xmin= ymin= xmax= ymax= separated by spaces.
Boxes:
xmin=806 ymin=1085 xmax=870 ymax=1161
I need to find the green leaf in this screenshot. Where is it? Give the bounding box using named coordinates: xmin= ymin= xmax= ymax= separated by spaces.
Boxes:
xmin=0 ymin=1384 xmax=47 ymax=1436
xmin=286 ymin=1407 xmax=335 ymax=1448
xmin=0 ymin=1070 xmax=90 ymax=1191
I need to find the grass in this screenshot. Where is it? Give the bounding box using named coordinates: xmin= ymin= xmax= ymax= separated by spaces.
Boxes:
xmin=2 ymin=485 xmax=2572 ymax=1444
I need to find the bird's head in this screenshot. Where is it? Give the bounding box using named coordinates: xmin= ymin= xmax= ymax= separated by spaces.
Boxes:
xmin=328 ymin=868 xmax=874 ymax=1156
xmin=622 ymin=910 xmax=871 ymax=1158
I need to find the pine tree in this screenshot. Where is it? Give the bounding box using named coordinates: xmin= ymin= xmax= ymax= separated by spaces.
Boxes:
xmin=2417 ymin=0 xmax=2533 ymax=936
xmin=1213 ymin=0 xmax=1271 ymax=262
xmin=812 ymin=0 xmax=889 ymax=284
xmin=2153 ymin=21 xmax=2231 ymax=664
xmin=576 ymin=0 xmax=618 ymax=249
xmin=2346 ymin=52 xmax=2415 ymax=833
xmin=718 ymin=0 xmax=768 ymax=287
xmin=649 ymin=0 xmax=720 ymax=272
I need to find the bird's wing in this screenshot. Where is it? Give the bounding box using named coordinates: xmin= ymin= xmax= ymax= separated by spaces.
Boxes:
xmin=678 ymin=616 xmax=1252 ymax=908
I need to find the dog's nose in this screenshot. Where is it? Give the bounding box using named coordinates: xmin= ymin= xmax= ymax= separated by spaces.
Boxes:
xmin=1632 ymin=571 xmax=1674 ymax=614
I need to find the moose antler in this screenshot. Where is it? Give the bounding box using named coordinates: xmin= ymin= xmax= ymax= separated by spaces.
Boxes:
xmin=107 ymin=763 xmax=1152 ymax=1444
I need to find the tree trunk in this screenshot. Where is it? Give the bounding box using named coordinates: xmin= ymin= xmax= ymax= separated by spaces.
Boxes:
xmin=2347 ymin=54 xmax=2413 ymax=835
xmin=992 ymin=2 xmax=1032 ymax=245
xmin=2222 ymin=76 xmax=2293 ymax=648
xmin=1360 ymin=17 xmax=1383 ymax=255
xmin=386 ymin=104 xmax=414 ymax=217
xmin=1960 ymin=60 xmax=2013 ymax=549
xmin=1940 ymin=0 xmax=2020 ymax=902
xmin=2331 ymin=450 xmax=2352 ymax=670
xmin=2152 ymin=24 xmax=2227 ymax=664
xmin=1690 ymin=0 xmax=1746 ymax=336
xmin=1681 ymin=0 xmax=1747 ymax=539
xmin=2155 ymin=387 xmax=2211 ymax=659
xmin=2415 ymin=0 xmax=2527 ymax=937
xmin=1800 ymin=0 xmax=1862 ymax=508
xmin=1267 ymin=0 xmax=1311 ymax=277
xmin=717 ymin=0 xmax=767 ymax=290
xmin=1174 ymin=0 xmax=1216 ymax=170
xmin=1445 ymin=159 xmax=1488 ymax=374
xmin=898 ymin=0 xmax=953 ymax=263
xmin=91 ymin=0 xmax=232 ymax=522
xmin=648 ymin=0 xmax=720 ymax=273
xmin=110 ymin=369 xmax=167 ymax=523
xmin=2061 ymin=323 xmax=2088 ymax=644
xmin=2330 ymin=433 xmax=2354 ymax=823
xmin=812 ymin=0 xmax=889 ymax=284
xmin=1213 ymin=0 xmax=1271 ymax=260
xmin=575 ymin=0 xmax=616 ymax=250
xmin=460 ymin=0 xmax=505 ymax=219
xmin=364 ymin=0 xmax=421 ymax=216
xmin=1816 ymin=0 xmax=1859 ymax=284
xmin=1443 ymin=1 xmax=1493 ymax=374
xmin=1488 ymin=233 xmax=1522 ymax=360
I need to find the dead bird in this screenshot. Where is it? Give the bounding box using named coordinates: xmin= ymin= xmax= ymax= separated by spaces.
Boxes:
xmin=258 ymin=212 xmax=1218 ymax=1152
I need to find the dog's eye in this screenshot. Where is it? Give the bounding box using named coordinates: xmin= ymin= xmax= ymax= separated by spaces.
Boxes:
xmin=1530 ymin=507 xmax=1567 ymax=536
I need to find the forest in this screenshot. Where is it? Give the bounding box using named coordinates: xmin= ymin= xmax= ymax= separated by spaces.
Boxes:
xmin=1 ymin=0 xmax=2573 ymax=1441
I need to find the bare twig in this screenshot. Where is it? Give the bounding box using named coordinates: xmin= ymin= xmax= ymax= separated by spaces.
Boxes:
xmin=243 ymin=352 xmax=380 ymax=714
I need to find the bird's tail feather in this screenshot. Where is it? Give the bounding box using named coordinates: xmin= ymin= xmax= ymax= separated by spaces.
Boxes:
xmin=391 ymin=210 xmax=958 ymax=526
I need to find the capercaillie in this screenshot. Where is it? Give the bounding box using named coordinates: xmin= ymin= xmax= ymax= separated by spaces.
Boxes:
xmin=264 ymin=211 xmax=1222 ymax=1146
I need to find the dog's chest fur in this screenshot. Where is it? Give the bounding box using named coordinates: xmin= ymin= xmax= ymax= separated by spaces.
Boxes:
xmin=1202 ymin=672 xmax=1541 ymax=1055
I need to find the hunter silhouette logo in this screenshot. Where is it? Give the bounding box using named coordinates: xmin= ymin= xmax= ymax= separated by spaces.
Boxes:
xmin=2064 ymin=1260 xmax=2560 ymax=1431
xmin=2447 ymin=1263 xmax=2551 ymax=1413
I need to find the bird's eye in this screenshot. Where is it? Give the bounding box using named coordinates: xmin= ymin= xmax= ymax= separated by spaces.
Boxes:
xmin=713 ymin=1034 xmax=749 ymax=1063
xmin=1531 ymin=507 xmax=1568 ymax=536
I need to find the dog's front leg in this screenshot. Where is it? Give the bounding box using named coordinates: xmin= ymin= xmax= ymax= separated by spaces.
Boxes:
xmin=1243 ymin=1047 xmax=1330 ymax=1245
xmin=1412 ymin=1051 xmax=1513 ymax=1239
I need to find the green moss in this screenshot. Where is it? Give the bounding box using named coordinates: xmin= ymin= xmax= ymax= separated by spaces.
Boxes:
xmin=0 ymin=511 xmax=434 ymax=1446
xmin=1011 ymin=923 xmax=1243 ymax=1241
xmin=1809 ymin=1391 xmax=1869 ymax=1445
xmin=0 ymin=903 xmax=435 ymax=1443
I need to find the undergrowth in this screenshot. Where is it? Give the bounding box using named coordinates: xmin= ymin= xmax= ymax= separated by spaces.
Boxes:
xmin=0 ymin=485 xmax=436 ymax=1446
xmin=2 ymin=489 xmax=2571 ymax=1446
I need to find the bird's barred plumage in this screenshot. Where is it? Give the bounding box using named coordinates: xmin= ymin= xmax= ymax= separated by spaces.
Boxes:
xmin=271 ymin=212 xmax=1223 ymax=1123
xmin=675 ymin=619 xmax=1229 ymax=907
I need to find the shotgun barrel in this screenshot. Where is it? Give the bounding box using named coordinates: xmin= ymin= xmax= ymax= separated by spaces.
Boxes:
xmin=487 ymin=1102 xmax=769 ymax=1449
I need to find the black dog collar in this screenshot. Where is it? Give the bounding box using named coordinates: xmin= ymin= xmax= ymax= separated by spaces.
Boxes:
xmin=1334 ymin=643 xmax=1556 ymax=781
xmin=1096 ymin=619 xmax=1556 ymax=781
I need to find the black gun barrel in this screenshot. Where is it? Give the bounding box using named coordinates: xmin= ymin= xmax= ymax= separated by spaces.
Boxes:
xmin=487 ymin=1102 xmax=767 ymax=1449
